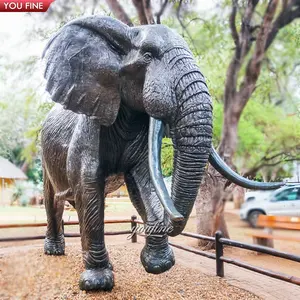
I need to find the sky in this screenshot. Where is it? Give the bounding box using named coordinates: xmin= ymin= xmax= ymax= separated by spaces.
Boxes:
xmin=0 ymin=13 xmax=44 ymax=59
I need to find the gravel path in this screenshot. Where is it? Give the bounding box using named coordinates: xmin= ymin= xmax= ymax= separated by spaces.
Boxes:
xmin=0 ymin=241 xmax=260 ymax=300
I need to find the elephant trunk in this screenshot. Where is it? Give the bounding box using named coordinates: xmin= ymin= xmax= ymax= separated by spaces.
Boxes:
xmin=168 ymin=54 xmax=213 ymax=236
xmin=147 ymin=49 xmax=213 ymax=236
xmin=148 ymin=49 xmax=284 ymax=235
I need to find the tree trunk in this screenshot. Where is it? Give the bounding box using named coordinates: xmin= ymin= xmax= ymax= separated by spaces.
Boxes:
xmin=195 ymin=165 xmax=230 ymax=249
xmin=195 ymin=97 xmax=239 ymax=248
xmin=105 ymin=0 xmax=133 ymax=26
xmin=218 ymin=108 xmax=239 ymax=166
xmin=232 ymin=185 xmax=245 ymax=209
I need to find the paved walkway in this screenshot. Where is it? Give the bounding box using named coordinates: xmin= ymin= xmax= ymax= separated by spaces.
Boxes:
xmin=173 ymin=247 xmax=300 ymax=300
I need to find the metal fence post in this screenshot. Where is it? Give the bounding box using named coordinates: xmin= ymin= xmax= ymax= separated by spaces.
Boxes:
xmin=215 ymin=231 xmax=224 ymax=277
xmin=131 ymin=215 xmax=137 ymax=243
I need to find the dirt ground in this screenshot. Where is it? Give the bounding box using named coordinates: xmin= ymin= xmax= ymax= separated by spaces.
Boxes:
xmin=0 ymin=238 xmax=260 ymax=300
xmin=1 ymin=199 xmax=300 ymax=290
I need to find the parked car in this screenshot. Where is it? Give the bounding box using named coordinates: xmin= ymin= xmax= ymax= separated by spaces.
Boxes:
xmin=244 ymin=190 xmax=272 ymax=202
xmin=240 ymin=184 xmax=300 ymax=227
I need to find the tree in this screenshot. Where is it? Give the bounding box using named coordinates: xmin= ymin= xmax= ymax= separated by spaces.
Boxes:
xmin=220 ymin=0 xmax=300 ymax=163
xmin=195 ymin=0 xmax=300 ymax=248
xmin=0 ymin=18 xmax=50 ymax=183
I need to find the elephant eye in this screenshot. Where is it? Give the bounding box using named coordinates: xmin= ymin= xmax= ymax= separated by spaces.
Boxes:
xmin=143 ymin=52 xmax=153 ymax=62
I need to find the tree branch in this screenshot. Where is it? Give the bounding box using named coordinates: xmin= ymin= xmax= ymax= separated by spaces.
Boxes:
xmin=239 ymin=0 xmax=259 ymax=59
xmin=185 ymin=17 xmax=210 ymax=29
xmin=91 ymin=0 xmax=97 ymax=15
xmin=223 ymin=0 xmax=259 ymax=109
xmin=132 ymin=0 xmax=148 ymax=25
xmin=176 ymin=0 xmax=199 ymax=56
xmin=235 ymin=0 xmax=279 ymax=116
xmin=265 ymin=0 xmax=300 ymax=51
xmin=265 ymin=58 xmax=283 ymax=96
xmin=229 ymin=0 xmax=239 ymax=47
xmin=244 ymin=157 xmax=300 ymax=178
xmin=105 ymin=0 xmax=133 ymax=26
xmin=156 ymin=0 xmax=168 ymax=24
xmin=243 ymin=146 xmax=300 ymax=178
xmin=143 ymin=0 xmax=155 ymax=24
xmin=289 ymin=62 xmax=300 ymax=75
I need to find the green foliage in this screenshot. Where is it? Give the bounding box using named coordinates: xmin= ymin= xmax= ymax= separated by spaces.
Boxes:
xmin=11 ymin=180 xmax=42 ymax=206
xmin=180 ymin=7 xmax=300 ymax=180
xmin=212 ymin=101 xmax=223 ymax=145
xmin=161 ymin=138 xmax=174 ymax=177
xmin=0 ymin=39 xmax=52 ymax=184
xmin=22 ymin=102 xmax=54 ymax=163
xmin=238 ymin=101 xmax=300 ymax=171
xmin=26 ymin=159 xmax=43 ymax=184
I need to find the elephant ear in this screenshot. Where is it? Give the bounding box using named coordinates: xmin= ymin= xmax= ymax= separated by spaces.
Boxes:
xmin=43 ymin=16 xmax=132 ymax=126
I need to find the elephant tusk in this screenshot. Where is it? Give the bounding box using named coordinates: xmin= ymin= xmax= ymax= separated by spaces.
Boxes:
xmin=209 ymin=147 xmax=286 ymax=190
xmin=148 ymin=117 xmax=184 ymax=222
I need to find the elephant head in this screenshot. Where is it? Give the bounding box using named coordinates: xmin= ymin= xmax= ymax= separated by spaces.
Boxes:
xmin=43 ymin=16 xmax=284 ymax=236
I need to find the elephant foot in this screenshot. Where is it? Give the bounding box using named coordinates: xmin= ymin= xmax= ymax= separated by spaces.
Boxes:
xmin=44 ymin=233 xmax=65 ymax=255
xmin=79 ymin=268 xmax=114 ymax=291
xmin=141 ymin=236 xmax=175 ymax=274
xmin=107 ymin=262 xmax=114 ymax=271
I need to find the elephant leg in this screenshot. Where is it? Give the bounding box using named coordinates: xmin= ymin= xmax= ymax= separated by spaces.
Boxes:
xmin=44 ymin=171 xmax=65 ymax=255
xmin=77 ymin=174 xmax=113 ymax=291
xmin=65 ymin=117 xmax=113 ymax=291
xmin=125 ymin=160 xmax=175 ymax=274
